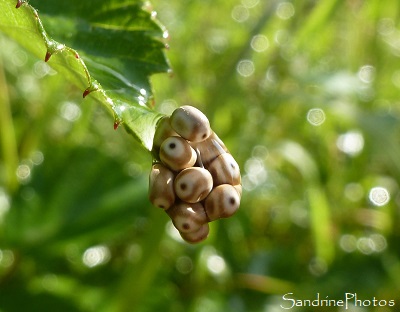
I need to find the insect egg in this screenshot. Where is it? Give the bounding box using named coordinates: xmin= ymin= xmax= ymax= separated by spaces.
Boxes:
xmin=190 ymin=132 xmax=228 ymax=167
xmin=174 ymin=167 xmax=213 ymax=203
xmin=166 ymin=202 xmax=208 ymax=233
xmin=148 ymin=163 xmax=175 ymax=209
xmin=179 ymin=223 xmax=210 ymax=244
xmin=160 ymin=136 xmax=197 ymax=171
xmin=152 ymin=117 xmax=178 ymax=155
xmin=204 ymin=184 xmax=241 ymax=221
xmin=170 ymin=106 xmax=212 ymax=142
xmin=207 ymin=153 xmax=241 ymax=186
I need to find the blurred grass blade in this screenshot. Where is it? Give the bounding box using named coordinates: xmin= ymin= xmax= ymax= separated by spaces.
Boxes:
xmin=278 ymin=141 xmax=319 ymax=182
xmin=237 ymin=273 xmax=294 ymax=295
xmin=307 ymin=185 xmax=335 ymax=266
xmin=294 ymin=0 xmax=341 ymax=47
xmin=114 ymin=209 xmax=167 ymax=312
xmin=0 ymin=0 xmax=170 ymax=150
xmin=0 ymin=55 xmax=19 ymax=192
xmin=278 ymin=141 xmax=334 ymax=265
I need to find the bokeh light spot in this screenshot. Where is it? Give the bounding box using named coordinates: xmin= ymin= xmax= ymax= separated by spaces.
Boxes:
xmin=0 ymin=189 xmax=10 ymax=223
xmin=274 ymin=29 xmax=290 ymax=46
xmin=41 ymin=274 xmax=59 ymax=291
xmin=60 ymin=101 xmax=81 ymax=122
xmin=208 ymin=30 xmax=229 ymax=54
xmin=241 ymin=0 xmax=259 ymax=8
xmin=357 ymin=237 xmax=374 ymax=255
xmin=339 ymin=234 xmax=358 ymax=253
xmin=344 ymin=183 xmax=364 ymax=202
xmin=369 ymin=187 xmax=390 ymax=206
xmin=126 ymin=244 xmax=142 ymax=263
xmin=124 ymin=162 xmax=143 ymax=178
xmin=290 ymin=201 xmax=308 ymax=228
xmin=237 ymin=60 xmax=255 ymax=77
xmin=159 ymin=99 xmax=178 ymax=115
xmin=176 ymin=256 xmax=193 ymax=274
xmin=358 ymin=65 xmax=375 ymax=84
xmin=31 ymin=151 xmax=44 ymax=166
xmin=370 ymin=234 xmax=387 ymax=252
xmin=252 ymin=145 xmax=269 ymax=159
xmin=306 ymin=108 xmax=326 ymax=126
xmin=243 ymin=157 xmax=267 ymax=191
xmin=207 ymin=255 xmax=227 ymax=275
xmin=336 ymin=131 xmax=364 ymax=156
xmin=276 ymin=2 xmax=295 ymax=20
xmin=231 ymin=5 xmax=249 ymax=23
xmin=16 ymin=164 xmax=31 ymax=183
xmin=251 ymin=35 xmax=269 ymax=52
xmin=82 ymin=245 xmax=110 ymax=268
xmin=12 ymin=49 xmax=27 ymax=67
xmin=308 ymin=257 xmax=327 ymax=276
xmin=166 ymin=221 xmax=184 ymax=242
xmin=33 ymin=61 xmax=56 ymax=78
xmin=377 ymin=18 xmax=395 ymax=36
xmin=0 ymin=249 xmax=15 ymax=268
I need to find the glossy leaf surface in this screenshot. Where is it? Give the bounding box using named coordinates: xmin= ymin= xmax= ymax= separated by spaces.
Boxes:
xmin=0 ymin=0 xmax=170 ymax=149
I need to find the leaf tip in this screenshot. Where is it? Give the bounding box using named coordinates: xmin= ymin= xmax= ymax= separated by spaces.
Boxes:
xmin=82 ymin=88 xmax=91 ymax=98
xmin=83 ymin=82 xmax=100 ymax=98
xmin=44 ymin=51 xmax=52 ymax=62
xmin=45 ymin=41 xmax=66 ymax=63
xmin=15 ymin=0 xmax=24 ymax=8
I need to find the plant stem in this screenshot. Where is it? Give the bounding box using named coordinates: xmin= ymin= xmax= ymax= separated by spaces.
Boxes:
xmin=0 ymin=52 xmax=19 ymax=193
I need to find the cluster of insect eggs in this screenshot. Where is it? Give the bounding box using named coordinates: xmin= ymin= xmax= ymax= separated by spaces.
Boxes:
xmin=148 ymin=106 xmax=242 ymax=243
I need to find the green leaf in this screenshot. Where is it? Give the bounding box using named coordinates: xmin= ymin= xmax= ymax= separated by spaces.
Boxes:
xmin=0 ymin=0 xmax=170 ymax=150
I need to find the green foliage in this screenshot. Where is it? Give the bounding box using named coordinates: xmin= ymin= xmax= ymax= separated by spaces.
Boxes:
xmin=2 ymin=0 xmax=400 ymax=311
xmin=0 ymin=0 xmax=170 ymax=149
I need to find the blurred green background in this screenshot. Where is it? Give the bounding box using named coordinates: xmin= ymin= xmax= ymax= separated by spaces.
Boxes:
xmin=2 ymin=0 xmax=400 ymax=311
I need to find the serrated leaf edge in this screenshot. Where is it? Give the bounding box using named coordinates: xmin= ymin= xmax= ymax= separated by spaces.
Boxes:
xmin=15 ymin=0 xmax=167 ymax=150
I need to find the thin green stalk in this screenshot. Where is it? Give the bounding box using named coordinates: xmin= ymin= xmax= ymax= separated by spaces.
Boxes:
xmin=293 ymin=0 xmax=343 ymax=47
xmin=111 ymin=208 xmax=168 ymax=312
xmin=307 ymin=184 xmax=335 ymax=266
xmin=209 ymin=1 xmax=277 ymax=93
xmin=0 ymin=53 xmax=19 ymax=193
